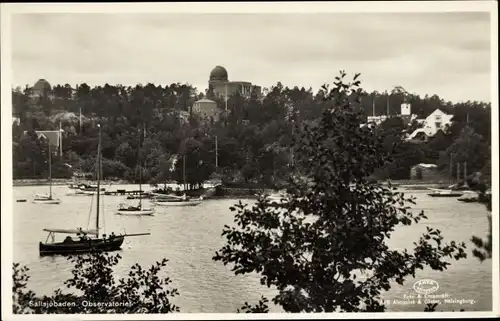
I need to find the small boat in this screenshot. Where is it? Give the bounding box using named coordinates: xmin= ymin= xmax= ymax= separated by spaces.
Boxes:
xmin=152 ymin=192 xmax=179 ymax=198
xmin=66 ymin=189 xmax=93 ymax=196
xmin=16 ymin=199 xmax=27 ymax=203
xmin=153 ymin=193 xmax=186 ymax=200
xmin=66 ymin=192 xmax=92 ymax=196
xmin=79 ymin=187 xmax=106 ymax=195
xmin=116 ymin=127 xmax=155 ymax=216
xmin=39 ymin=124 xmax=150 ymax=256
xmin=33 ymin=194 xmax=62 ymax=204
xmin=69 ymin=182 xmax=98 ymax=190
xmin=117 ymin=203 xmax=155 ymax=216
xmin=126 ymin=193 xmax=153 ymax=200
xmin=152 ymin=153 xmax=204 ymax=207
xmin=458 ymin=197 xmax=479 ymax=203
xmin=153 ymin=195 xmax=204 ymax=207
xmin=427 ymin=189 xmax=463 ymax=198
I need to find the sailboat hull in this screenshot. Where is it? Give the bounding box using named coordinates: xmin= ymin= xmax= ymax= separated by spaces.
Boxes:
xmin=66 ymin=192 xmax=92 ymax=196
xmin=116 ymin=209 xmax=155 ymax=216
xmin=33 ymin=198 xmax=61 ymax=204
xmin=152 ymin=200 xmax=203 ymax=207
xmin=39 ymin=236 xmax=124 ymax=256
xmin=427 ymin=193 xmax=464 ymax=198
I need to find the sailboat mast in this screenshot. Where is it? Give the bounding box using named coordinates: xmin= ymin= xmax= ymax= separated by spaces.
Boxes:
xmin=48 ymin=143 xmax=52 ymax=198
xmin=215 ymin=136 xmax=219 ymax=169
xmin=138 ymin=128 xmax=142 ymax=207
xmin=449 ymin=154 xmax=453 ymax=186
xmin=183 ymin=155 xmax=186 ymax=191
xmin=96 ymin=125 xmax=101 ymax=238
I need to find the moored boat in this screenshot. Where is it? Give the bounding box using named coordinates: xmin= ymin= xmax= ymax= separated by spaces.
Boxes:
xmin=66 ymin=189 xmax=93 ymax=196
xmin=39 ymin=124 xmax=150 ymax=256
xmin=153 ymin=195 xmax=204 ymax=207
xmin=116 ymin=203 xmax=155 ymax=215
xmin=33 ymin=193 xmax=61 ymax=204
xmin=427 ymin=188 xmax=464 ymax=198
xmin=457 ymin=197 xmax=479 ymax=203
xmin=116 ymin=127 xmax=155 ymax=216
xmin=39 ymin=228 xmax=124 ymax=256
xmin=126 ymin=192 xmax=153 ymax=200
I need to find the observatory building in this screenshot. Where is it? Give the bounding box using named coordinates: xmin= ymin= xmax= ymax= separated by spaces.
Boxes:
xmin=208 ymin=66 xmax=261 ymax=100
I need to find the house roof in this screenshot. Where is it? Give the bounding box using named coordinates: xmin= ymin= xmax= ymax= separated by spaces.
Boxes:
xmin=413 ymin=163 xmax=438 ymax=169
xmin=429 ymin=108 xmax=453 ymax=117
xmin=408 ymin=128 xmax=428 ymax=139
xmin=195 ymin=98 xmax=216 ymax=104
xmin=24 ymin=130 xmax=63 ymax=147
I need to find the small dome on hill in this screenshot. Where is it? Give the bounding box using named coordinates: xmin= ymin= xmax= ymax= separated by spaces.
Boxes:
xmin=33 ymin=79 xmax=52 ymax=92
xmin=209 ymin=66 xmax=228 ymax=81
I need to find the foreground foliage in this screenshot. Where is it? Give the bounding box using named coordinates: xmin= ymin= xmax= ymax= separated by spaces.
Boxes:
xmin=213 ymin=72 xmax=468 ymax=312
xmin=471 ymin=190 xmax=493 ymax=262
xmin=13 ymin=250 xmax=180 ymax=314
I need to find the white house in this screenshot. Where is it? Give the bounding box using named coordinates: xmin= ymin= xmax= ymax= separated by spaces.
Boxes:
xmin=407 ymin=108 xmax=454 ymax=140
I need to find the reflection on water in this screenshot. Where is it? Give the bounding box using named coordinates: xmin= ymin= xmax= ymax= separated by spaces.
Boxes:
xmin=12 ymin=185 xmax=492 ymax=312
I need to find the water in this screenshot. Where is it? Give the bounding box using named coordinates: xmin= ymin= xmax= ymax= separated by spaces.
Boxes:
xmin=12 ymin=184 xmax=492 ymax=313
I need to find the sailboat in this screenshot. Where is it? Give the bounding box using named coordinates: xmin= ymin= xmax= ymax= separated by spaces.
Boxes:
xmin=427 ymin=189 xmax=464 ymax=198
xmin=39 ymin=124 xmax=150 ymax=256
xmin=153 ymin=193 xmax=204 ymax=207
xmin=152 ymin=155 xmax=204 ymax=207
xmin=116 ymin=128 xmax=155 ymax=216
xmin=33 ymin=141 xmax=61 ymax=204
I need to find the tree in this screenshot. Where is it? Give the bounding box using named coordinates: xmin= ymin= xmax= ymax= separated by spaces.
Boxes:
xmin=213 ymin=72 xmax=467 ymax=313
xmin=13 ymin=250 xmax=179 ymax=314
xmin=439 ymin=126 xmax=489 ymax=175
xmin=174 ymin=138 xmax=214 ymax=189
xmin=471 ymin=189 xmax=492 ymax=262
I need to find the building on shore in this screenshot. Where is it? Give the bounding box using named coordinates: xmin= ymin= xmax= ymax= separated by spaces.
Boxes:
xmin=410 ymin=163 xmax=442 ymax=180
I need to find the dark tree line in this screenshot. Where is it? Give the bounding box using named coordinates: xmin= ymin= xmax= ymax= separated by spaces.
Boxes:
xmin=12 ymin=79 xmax=491 ymax=188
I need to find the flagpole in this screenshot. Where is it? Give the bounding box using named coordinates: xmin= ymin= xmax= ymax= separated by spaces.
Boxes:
xmin=79 ymin=106 xmax=82 ymax=134
xmin=59 ymin=121 xmax=63 ymax=158
xmin=386 ymin=90 xmax=390 ymax=117
xmin=372 ymin=95 xmax=376 ymax=117
xmin=215 ymin=135 xmax=218 ymax=169
xmin=225 ymin=83 xmax=228 ymax=112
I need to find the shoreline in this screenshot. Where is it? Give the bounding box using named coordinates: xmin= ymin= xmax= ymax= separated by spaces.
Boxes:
xmin=12 ymin=179 xmax=454 ymax=201
xmin=13 ymin=178 xmax=452 ymax=188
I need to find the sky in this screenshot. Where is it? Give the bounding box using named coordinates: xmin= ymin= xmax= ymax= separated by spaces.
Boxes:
xmin=8 ymin=10 xmax=493 ymax=103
